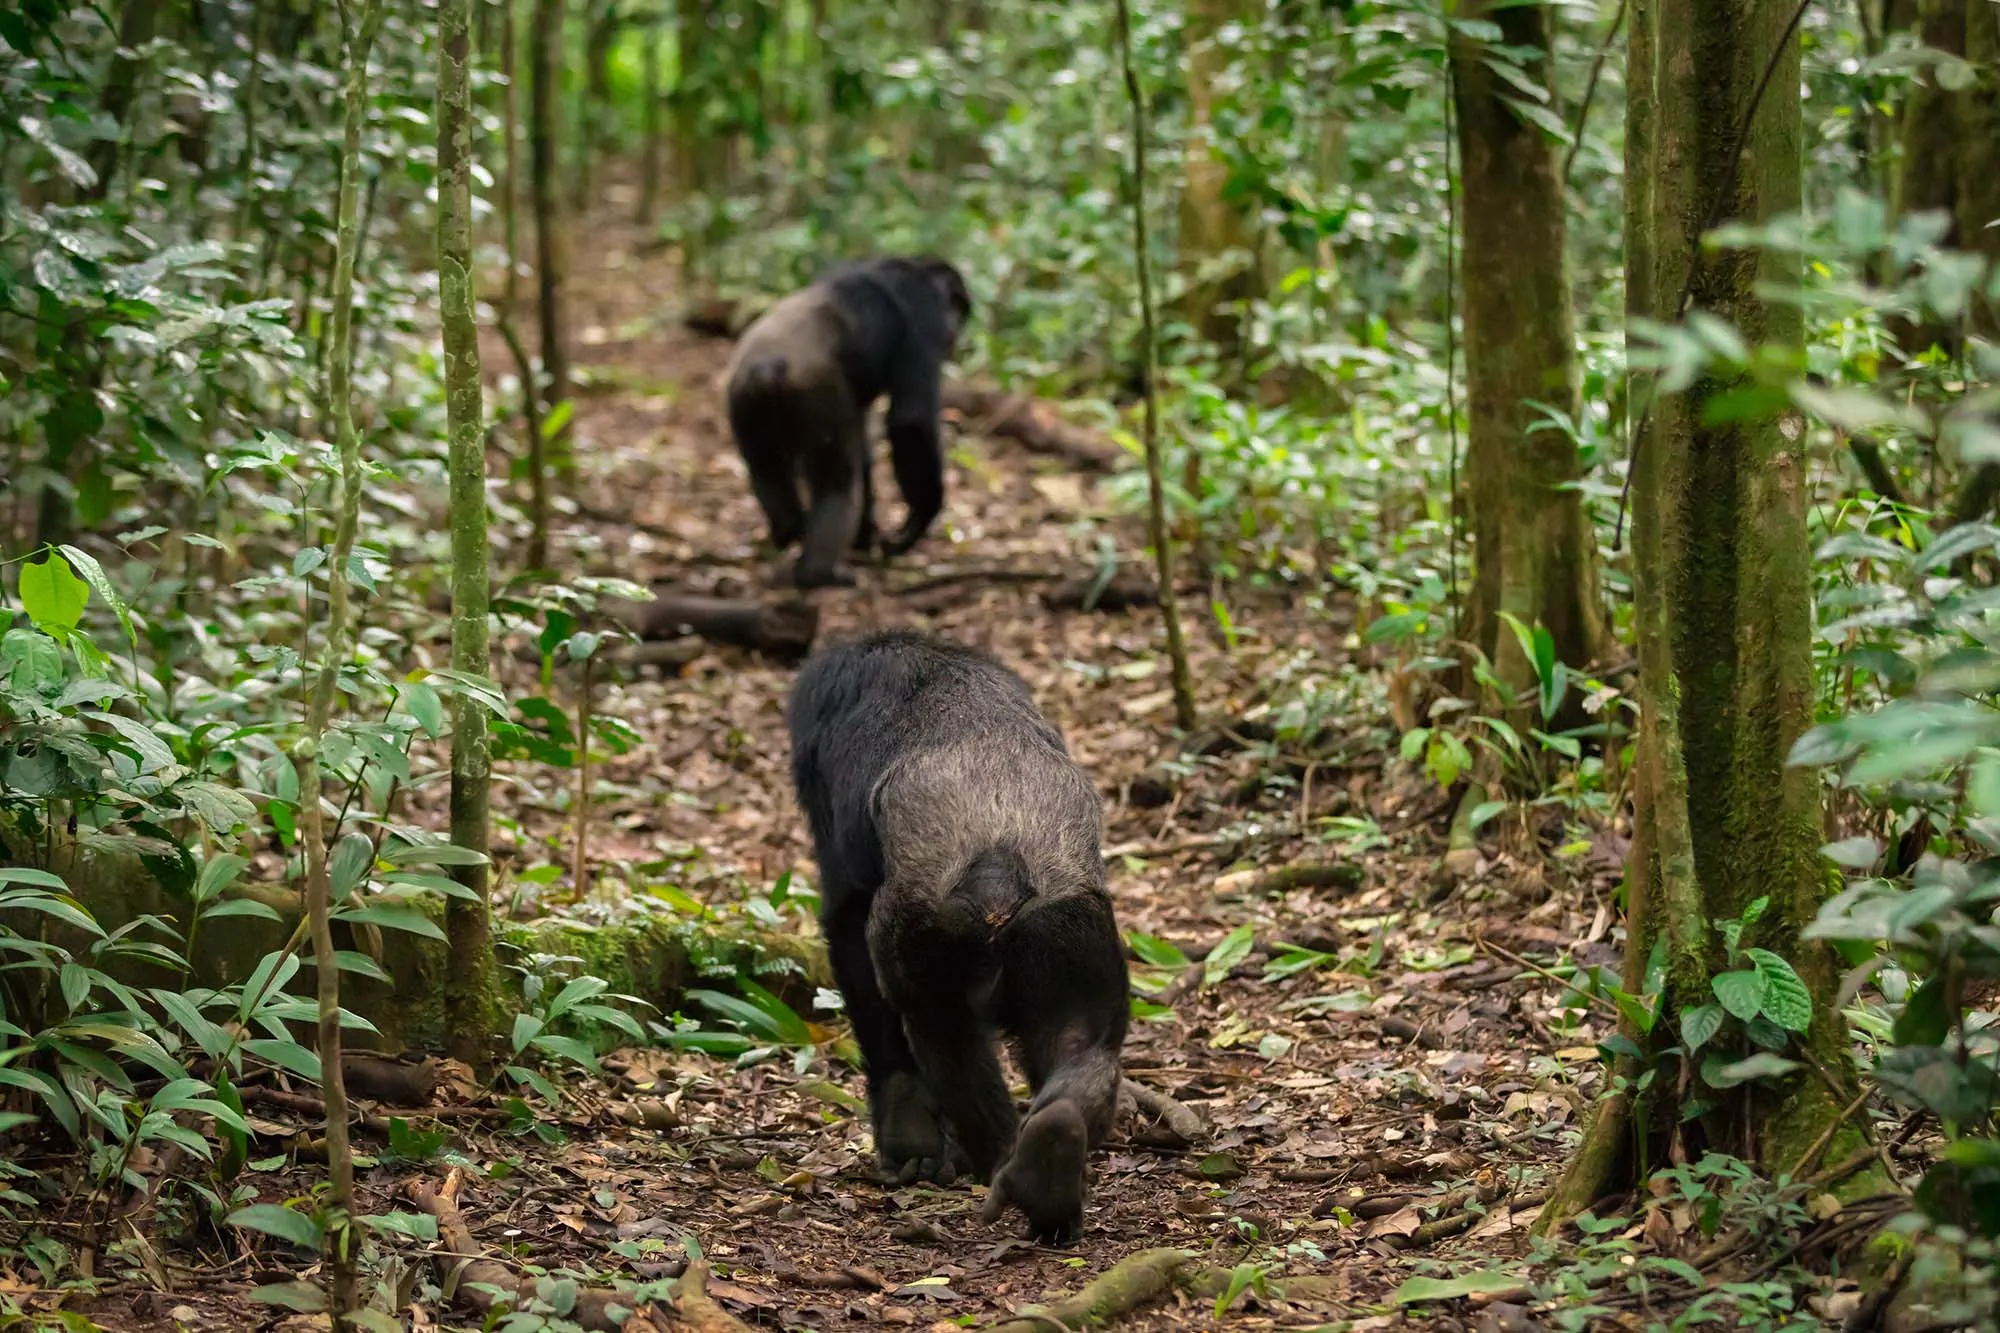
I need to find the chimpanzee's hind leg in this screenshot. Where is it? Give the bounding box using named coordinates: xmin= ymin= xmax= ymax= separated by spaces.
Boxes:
xmin=823 ymin=883 xmax=959 ymax=1184
xmin=984 ymin=892 xmax=1129 ymax=1244
xmin=868 ymin=892 xmax=1019 ymax=1181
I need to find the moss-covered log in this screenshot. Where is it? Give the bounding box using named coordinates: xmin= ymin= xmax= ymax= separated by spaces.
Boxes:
xmin=2 ymin=822 xmax=826 ymax=1053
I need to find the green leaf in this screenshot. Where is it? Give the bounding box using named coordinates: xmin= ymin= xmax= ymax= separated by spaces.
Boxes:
xmin=330 ymin=832 xmax=376 ymax=898
xmin=333 ymin=904 xmax=446 ymax=941
xmin=242 ymin=1038 xmax=323 ymax=1082
xmin=56 ymin=545 xmax=134 ymax=645
xmin=249 ymin=1282 xmax=328 ymax=1312
xmin=1745 ymin=948 xmax=1814 ymax=1032
xmin=506 ymin=1063 xmax=565 ymax=1105
xmin=1680 ymin=1002 xmax=1725 ymax=1055
xmin=0 ymin=867 xmax=68 ymax=890
xmin=195 ymin=854 xmax=251 ymax=905
xmin=177 ymin=780 xmax=257 ymax=833
xmin=1894 ymin=975 xmax=1951 ymax=1047
xmin=1127 ymin=932 xmax=1191 ymax=969
xmin=380 ymin=841 xmax=490 ymax=869
xmin=152 ymin=1078 xmax=252 ymax=1135
xmin=227 ymin=1203 xmax=322 ymax=1250
xmin=1712 ymin=969 xmax=1766 ymax=1022
xmin=530 ymin=1033 xmax=603 ymax=1072
xmin=1393 ymin=1270 xmax=1524 ymax=1305
xmin=1705 ymin=1052 xmax=1803 ymax=1088
xmin=1203 ymin=924 xmax=1256 ymax=988
xmin=199 ymin=898 xmax=285 ymax=924
xmin=401 ymin=681 xmax=446 ymax=737
xmin=97 ymin=712 xmax=175 ymax=774
xmin=18 ymin=553 xmax=89 ymax=631
xmin=360 ymin=1210 xmax=440 ymax=1241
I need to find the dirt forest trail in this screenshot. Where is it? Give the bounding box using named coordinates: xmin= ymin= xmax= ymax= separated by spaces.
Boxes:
xmin=440 ymin=191 xmax=1624 ymax=1332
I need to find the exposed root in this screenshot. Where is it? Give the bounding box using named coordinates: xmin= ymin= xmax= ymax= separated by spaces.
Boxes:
xmin=988 ymin=1247 xmax=1198 ymax=1332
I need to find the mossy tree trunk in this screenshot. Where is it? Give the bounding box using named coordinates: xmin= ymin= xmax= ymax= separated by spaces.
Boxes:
xmin=637 ymin=15 xmax=667 ymax=224
xmin=300 ymin=0 xmax=385 ymax=1320
xmin=1891 ymin=1 xmax=2000 ymax=520
xmin=436 ymin=0 xmax=498 ymax=1069
xmin=1449 ymin=3 xmax=1609 ymax=705
xmin=531 ymin=0 xmax=575 ymax=499
xmin=1543 ymin=0 xmax=1872 ymax=1225
xmin=1175 ymin=0 xmax=1262 ymax=371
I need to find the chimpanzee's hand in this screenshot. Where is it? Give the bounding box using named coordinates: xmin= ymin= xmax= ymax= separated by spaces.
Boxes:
xmin=980 ymin=1100 xmax=1088 ymax=1245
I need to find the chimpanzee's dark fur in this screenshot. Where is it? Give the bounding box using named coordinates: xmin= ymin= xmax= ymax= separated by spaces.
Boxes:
xmin=786 ymin=631 xmax=1129 ymax=1243
xmin=725 ymin=257 xmax=971 ymax=590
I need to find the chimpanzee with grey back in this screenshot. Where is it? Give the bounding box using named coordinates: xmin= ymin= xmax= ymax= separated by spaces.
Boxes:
xmin=725 ymin=257 xmax=971 ymax=590
xmin=786 ymin=631 xmax=1129 ymax=1243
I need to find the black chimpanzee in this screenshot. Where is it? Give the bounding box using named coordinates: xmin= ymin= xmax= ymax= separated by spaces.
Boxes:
xmin=725 ymin=257 xmax=971 ymax=590
xmin=786 ymin=630 xmax=1129 ymax=1243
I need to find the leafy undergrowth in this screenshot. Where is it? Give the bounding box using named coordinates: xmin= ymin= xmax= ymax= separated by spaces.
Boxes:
xmin=53 ymin=192 xmax=1716 ymax=1333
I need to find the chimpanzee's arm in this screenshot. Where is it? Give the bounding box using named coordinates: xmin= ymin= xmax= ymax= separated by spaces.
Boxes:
xmin=882 ymin=358 xmax=946 ymax=556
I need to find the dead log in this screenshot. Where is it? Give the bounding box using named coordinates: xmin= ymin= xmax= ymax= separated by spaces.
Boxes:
xmin=681 ymin=296 xmax=770 ymax=339
xmin=1120 ymin=1078 xmax=1205 ymax=1147
xmin=608 ymin=590 xmax=819 ymax=661
xmin=1044 ymin=571 xmax=1158 ymax=613
xmin=942 ymin=380 xmax=1125 ymax=472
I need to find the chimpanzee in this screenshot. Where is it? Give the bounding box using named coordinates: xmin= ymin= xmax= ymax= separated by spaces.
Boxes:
xmin=786 ymin=631 xmax=1129 ymax=1244
xmin=725 ymin=257 xmax=972 ymax=590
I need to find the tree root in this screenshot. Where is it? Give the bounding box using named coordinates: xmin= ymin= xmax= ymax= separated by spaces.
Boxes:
xmin=405 ymin=1169 xmax=755 ymax=1332
xmin=988 ymin=1247 xmax=1199 ymax=1332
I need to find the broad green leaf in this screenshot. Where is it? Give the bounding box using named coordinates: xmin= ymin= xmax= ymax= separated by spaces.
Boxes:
xmin=57 ymin=545 xmax=134 ymax=644
xmin=200 ymin=898 xmax=285 ymax=924
xmin=1745 ymin=948 xmax=1814 ymax=1032
xmin=333 ymin=904 xmax=445 ymax=941
xmin=242 ymin=1038 xmax=323 ymax=1082
xmin=1712 ymin=968 xmax=1767 ymax=1022
xmin=1705 ymin=1051 xmax=1803 ymax=1088
xmin=18 ymin=553 xmax=89 ymax=631
xmin=380 ymin=841 xmax=490 ymax=869
xmin=1393 ymin=1270 xmax=1525 ymax=1306
xmin=0 ymin=867 xmax=68 ymax=890
xmin=249 ymin=1282 xmax=328 ymax=1312
xmin=400 ymin=681 xmax=446 ymax=737
xmin=1127 ymin=932 xmax=1190 ymax=969
xmin=1679 ymin=1002 xmax=1725 ymax=1055
xmin=227 ymin=1203 xmax=321 ymax=1250
xmin=360 ymin=1210 xmax=440 ymax=1241
xmin=330 ymin=832 xmax=376 ymax=898
xmin=195 ymin=854 xmax=251 ymax=904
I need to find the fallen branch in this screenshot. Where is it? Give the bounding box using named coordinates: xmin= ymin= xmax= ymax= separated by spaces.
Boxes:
xmin=407 ymin=1170 xmax=756 ymax=1332
xmin=604 ymin=589 xmax=820 ymax=661
xmin=943 ymin=380 xmax=1125 ymax=473
xmin=1119 ymin=1078 xmax=1204 ymax=1147
xmin=988 ymin=1247 xmax=1198 ymax=1333
xmin=1044 ymin=571 xmax=1158 ymax=613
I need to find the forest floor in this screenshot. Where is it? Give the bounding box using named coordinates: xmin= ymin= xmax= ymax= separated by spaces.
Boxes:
xmin=74 ymin=189 xmax=1632 ymax=1332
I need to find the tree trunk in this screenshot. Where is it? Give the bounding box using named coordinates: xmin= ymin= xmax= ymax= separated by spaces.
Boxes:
xmin=531 ymin=0 xmax=574 ymax=487
xmin=1115 ymin=0 xmax=1198 ymax=735
xmin=1175 ymin=0 xmax=1262 ymax=371
xmin=1450 ymin=4 xmax=1608 ymax=701
xmin=1956 ymin=2 xmax=2000 ymax=336
xmin=300 ymin=0 xmax=386 ymax=1321
xmin=636 ymin=17 xmax=666 ymax=223
xmin=1891 ymin=0 xmax=1967 ymax=357
xmin=1543 ymin=0 xmax=1874 ymax=1225
xmin=574 ymin=0 xmax=620 ymax=211
xmin=436 ymin=0 xmax=497 ymax=1069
